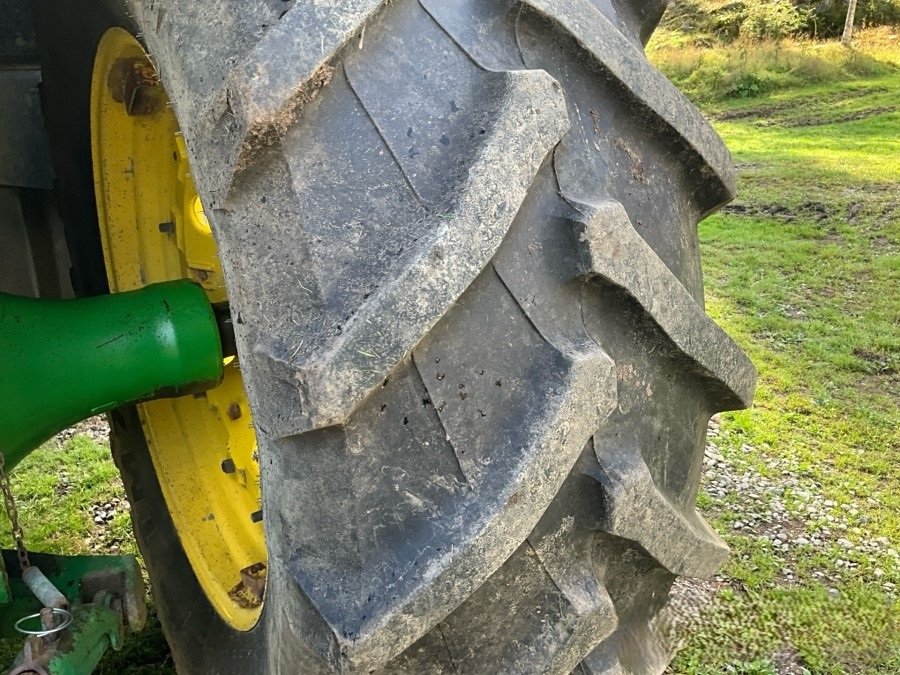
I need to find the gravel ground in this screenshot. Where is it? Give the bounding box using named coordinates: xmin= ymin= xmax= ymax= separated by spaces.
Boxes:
xmin=52 ymin=416 xmax=126 ymax=554
xmin=701 ymin=416 xmax=897 ymax=595
xmin=53 ymin=415 xmax=110 ymax=445
xmin=660 ymin=416 xmax=898 ymax=671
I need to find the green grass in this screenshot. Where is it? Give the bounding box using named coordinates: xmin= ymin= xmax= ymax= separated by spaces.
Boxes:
xmin=669 ymin=72 xmax=900 ymax=672
xmin=0 ymin=436 xmax=134 ymax=556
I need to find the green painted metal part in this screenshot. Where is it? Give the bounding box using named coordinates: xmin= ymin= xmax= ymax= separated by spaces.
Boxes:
xmin=0 ymin=551 xmax=144 ymax=635
xmin=0 ymin=280 xmax=223 ymax=468
xmin=45 ymin=601 xmax=122 ymax=675
xmin=0 ymin=550 xmax=145 ymax=674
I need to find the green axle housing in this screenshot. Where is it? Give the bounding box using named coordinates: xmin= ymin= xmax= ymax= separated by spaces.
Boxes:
xmin=0 ymin=281 xmax=225 ymax=468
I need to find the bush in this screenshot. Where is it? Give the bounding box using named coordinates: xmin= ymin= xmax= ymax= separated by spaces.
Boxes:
xmin=676 ymin=48 xmax=798 ymax=100
xmin=740 ymin=1 xmax=807 ymax=40
xmin=665 ymin=1 xmax=807 ymax=42
xmin=662 ymin=0 xmax=900 ymax=41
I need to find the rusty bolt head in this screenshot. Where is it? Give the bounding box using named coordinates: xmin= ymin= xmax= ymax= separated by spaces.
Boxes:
xmin=108 ymin=56 xmax=164 ymax=116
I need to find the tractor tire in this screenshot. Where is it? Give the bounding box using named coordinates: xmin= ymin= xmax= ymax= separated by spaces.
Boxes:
xmin=37 ymin=0 xmax=756 ymax=673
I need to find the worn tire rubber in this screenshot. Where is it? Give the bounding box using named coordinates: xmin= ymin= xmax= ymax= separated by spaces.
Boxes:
xmin=38 ymin=1 xmax=756 ymax=673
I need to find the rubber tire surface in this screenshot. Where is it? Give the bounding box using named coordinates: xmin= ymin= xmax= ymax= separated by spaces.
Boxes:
xmin=36 ymin=1 xmax=756 ymax=673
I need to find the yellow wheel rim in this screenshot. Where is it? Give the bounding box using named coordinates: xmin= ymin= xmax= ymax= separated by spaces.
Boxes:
xmin=91 ymin=27 xmax=265 ymax=630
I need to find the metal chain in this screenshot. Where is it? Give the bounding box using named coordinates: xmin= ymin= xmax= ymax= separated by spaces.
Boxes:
xmin=0 ymin=453 xmax=30 ymax=571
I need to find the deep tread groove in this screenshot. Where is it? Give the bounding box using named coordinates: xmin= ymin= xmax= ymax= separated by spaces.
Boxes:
xmin=589 ymin=442 xmax=729 ymax=577
xmin=573 ymin=200 xmax=757 ymax=409
xmin=197 ymin=0 xmax=387 ymax=203
xmin=519 ymin=0 xmax=735 ymax=211
xmin=259 ymin=66 xmax=569 ymax=437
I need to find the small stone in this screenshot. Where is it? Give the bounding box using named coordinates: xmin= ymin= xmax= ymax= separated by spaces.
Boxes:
xmin=93 ymin=515 xmax=104 ymax=525
xmin=824 ymin=499 xmax=836 ymax=507
xmin=795 ymin=537 xmax=810 ymax=546
xmin=733 ymin=521 xmax=744 ymax=530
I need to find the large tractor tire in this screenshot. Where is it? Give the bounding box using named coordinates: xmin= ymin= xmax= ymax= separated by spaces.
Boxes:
xmin=36 ymin=0 xmax=756 ymax=672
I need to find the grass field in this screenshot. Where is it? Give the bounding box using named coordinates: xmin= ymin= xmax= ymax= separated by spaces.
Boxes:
xmin=666 ymin=73 xmax=900 ymax=672
xmin=0 ymin=42 xmax=897 ymax=675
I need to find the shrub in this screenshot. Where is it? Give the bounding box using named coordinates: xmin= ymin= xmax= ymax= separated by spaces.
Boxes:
xmin=662 ymin=0 xmax=900 ymax=41
xmin=740 ymin=1 xmax=807 ymax=40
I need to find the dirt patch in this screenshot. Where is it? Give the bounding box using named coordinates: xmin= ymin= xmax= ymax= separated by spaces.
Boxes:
xmin=877 ymin=203 xmax=898 ymax=226
xmin=722 ymin=201 xmax=847 ymax=232
xmin=723 ymin=202 xmax=797 ymax=221
xmin=847 ymin=202 xmax=864 ymax=224
xmin=856 ymin=371 xmax=900 ymax=401
xmin=822 ymin=229 xmax=846 ymax=245
xmin=713 ymin=87 xmax=889 ymax=122
xmin=774 ymin=105 xmax=899 ymax=128
xmin=770 ymin=647 xmax=811 ymax=675
xmin=870 ymin=234 xmax=897 ymax=251
xmin=722 ymin=200 xmax=834 ymax=225
xmin=852 ymin=347 xmax=896 ymax=374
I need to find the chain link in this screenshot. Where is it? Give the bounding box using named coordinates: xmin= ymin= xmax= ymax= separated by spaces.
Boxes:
xmin=0 ymin=453 xmax=30 ymax=571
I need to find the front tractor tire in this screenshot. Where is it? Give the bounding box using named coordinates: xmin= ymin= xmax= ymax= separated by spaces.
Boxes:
xmin=36 ymin=0 xmax=755 ymax=673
